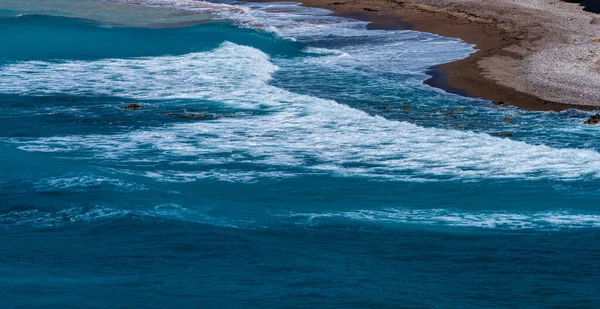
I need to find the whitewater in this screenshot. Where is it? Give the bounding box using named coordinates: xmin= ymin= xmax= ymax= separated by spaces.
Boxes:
xmin=1 ymin=0 xmax=599 ymax=308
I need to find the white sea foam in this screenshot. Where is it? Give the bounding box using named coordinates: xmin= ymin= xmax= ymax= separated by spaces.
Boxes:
xmin=285 ymin=209 xmax=600 ymax=230
xmin=0 ymin=42 xmax=277 ymax=108
xmin=303 ymin=47 xmax=349 ymax=57
xmin=35 ymin=174 xmax=147 ymax=191
xmin=3 ymin=205 xmax=599 ymax=230
xmin=2 ymin=0 xmax=598 ymax=234
xmin=4 ymin=43 xmax=600 ymax=181
xmin=0 ymin=206 xmax=241 ymax=228
xmin=107 ymin=0 xmax=473 ymax=69
xmin=108 ymin=0 xmax=249 ymax=14
xmin=239 ymin=2 xmax=473 ymax=74
xmin=139 ymin=169 xmax=297 ymax=183
xmin=0 ymin=207 xmax=128 ymax=228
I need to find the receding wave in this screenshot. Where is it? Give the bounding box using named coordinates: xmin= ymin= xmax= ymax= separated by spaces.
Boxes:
xmin=108 ymin=0 xmax=249 ymax=14
xmin=34 ymin=174 xmax=147 ymax=191
xmin=283 ymin=208 xmax=600 ymax=230
xmin=3 ymin=205 xmax=600 ymax=231
xmin=0 ymin=207 xmax=129 ymax=228
xmin=134 ymin=169 xmax=297 ymax=183
xmin=0 ymin=205 xmax=241 ymax=229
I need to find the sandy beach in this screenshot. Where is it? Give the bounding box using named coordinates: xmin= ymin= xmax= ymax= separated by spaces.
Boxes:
xmin=252 ymin=0 xmax=600 ymax=111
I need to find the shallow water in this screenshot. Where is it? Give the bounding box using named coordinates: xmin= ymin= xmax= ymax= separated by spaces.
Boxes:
xmin=1 ymin=1 xmax=599 ymax=308
xmin=0 ymin=0 xmax=214 ymax=27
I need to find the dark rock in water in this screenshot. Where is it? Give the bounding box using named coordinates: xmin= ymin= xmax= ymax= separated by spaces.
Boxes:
xmin=180 ymin=113 xmax=206 ymax=119
xmin=122 ymin=103 xmax=142 ymax=110
xmin=493 ymin=101 xmax=506 ymax=106
xmin=440 ymin=110 xmax=455 ymax=119
xmin=381 ymin=105 xmax=410 ymax=111
xmin=164 ymin=112 xmax=205 ymax=119
xmin=584 ymin=114 xmax=600 ymax=125
xmin=503 ymin=117 xmax=513 ymax=123
xmin=494 ymin=132 xmax=514 ymax=137
xmin=164 ymin=112 xmax=228 ymax=120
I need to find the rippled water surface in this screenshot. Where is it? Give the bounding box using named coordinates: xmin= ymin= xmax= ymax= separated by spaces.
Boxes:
xmin=1 ymin=1 xmax=599 ymax=308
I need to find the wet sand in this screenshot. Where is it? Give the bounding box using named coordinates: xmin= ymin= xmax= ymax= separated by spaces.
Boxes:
xmin=250 ymin=0 xmax=600 ymax=111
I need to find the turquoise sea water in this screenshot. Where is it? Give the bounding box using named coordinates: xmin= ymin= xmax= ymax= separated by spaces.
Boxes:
xmin=1 ymin=1 xmax=600 ymax=308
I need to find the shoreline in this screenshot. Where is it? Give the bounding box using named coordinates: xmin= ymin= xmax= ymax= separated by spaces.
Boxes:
xmin=250 ymin=0 xmax=600 ymax=111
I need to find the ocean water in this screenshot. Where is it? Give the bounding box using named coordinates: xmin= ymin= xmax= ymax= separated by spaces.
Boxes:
xmin=1 ymin=0 xmax=599 ymax=308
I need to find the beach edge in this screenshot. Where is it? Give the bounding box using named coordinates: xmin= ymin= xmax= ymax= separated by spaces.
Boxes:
xmin=247 ymin=0 xmax=600 ymax=111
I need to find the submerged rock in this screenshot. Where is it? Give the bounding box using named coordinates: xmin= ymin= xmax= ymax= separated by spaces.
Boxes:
xmin=494 ymin=132 xmax=514 ymax=137
xmin=122 ymin=103 xmax=142 ymax=110
xmin=503 ymin=117 xmax=513 ymax=123
xmin=164 ymin=112 xmax=229 ymax=120
xmin=441 ymin=110 xmax=455 ymax=119
xmin=584 ymin=114 xmax=600 ymax=125
xmin=403 ymin=105 xmax=411 ymax=111
xmin=180 ymin=113 xmax=206 ymax=119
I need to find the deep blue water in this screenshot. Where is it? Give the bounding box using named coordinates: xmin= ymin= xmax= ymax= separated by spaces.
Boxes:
xmin=1 ymin=1 xmax=600 ymax=308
